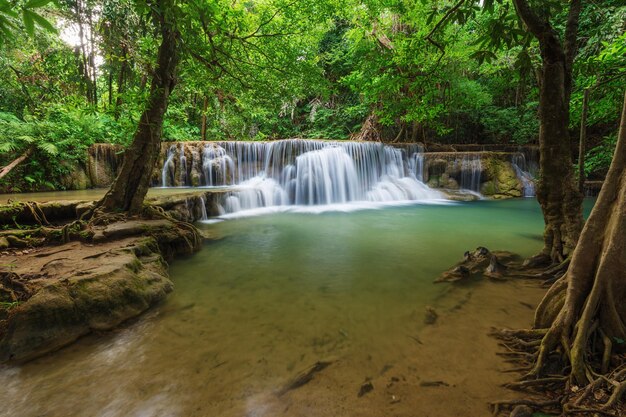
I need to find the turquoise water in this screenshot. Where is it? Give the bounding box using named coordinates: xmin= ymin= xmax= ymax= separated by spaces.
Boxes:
xmin=0 ymin=199 xmax=593 ymax=417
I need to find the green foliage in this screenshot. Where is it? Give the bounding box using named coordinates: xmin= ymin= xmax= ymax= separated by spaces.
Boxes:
xmin=0 ymin=301 xmax=20 ymax=309
xmin=0 ymin=0 xmax=623 ymax=191
xmin=0 ymin=106 xmax=131 ymax=191
xmin=585 ymin=133 xmax=617 ymax=179
xmin=0 ymin=0 xmax=56 ymax=43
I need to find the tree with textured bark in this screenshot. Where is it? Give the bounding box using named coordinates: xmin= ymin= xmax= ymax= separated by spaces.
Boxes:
xmin=494 ymin=91 xmax=626 ymax=414
xmin=96 ymin=0 xmax=180 ymax=214
xmin=511 ymin=0 xmax=584 ymax=265
xmin=426 ymin=0 xmax=587 ymax=264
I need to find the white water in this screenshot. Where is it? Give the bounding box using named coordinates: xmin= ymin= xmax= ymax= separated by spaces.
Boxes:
xmin=165 ymin=140 xmax=445 ymax=214
xmin=199 ymin=196 xmax=209 ymax=220
xmin=511 ymin=153 xmax=536 ymax=197
xmin=160 ymin=140 xmax=537 ymax=215
xmin=458 ymin=154 xmax=483 ymax=192
xmin=161 ymin=145 xmax=176 ymax=187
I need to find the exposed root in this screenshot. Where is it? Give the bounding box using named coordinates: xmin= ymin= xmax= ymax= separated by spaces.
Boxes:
xmin=489 ymin=399 xmax=561 ymax=416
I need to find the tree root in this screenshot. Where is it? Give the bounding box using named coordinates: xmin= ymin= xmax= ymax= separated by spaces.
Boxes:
xmin=0 ymin=272 xmax=32 ymax=303
xmin=489 ymin=399 xmax=561 ymax=416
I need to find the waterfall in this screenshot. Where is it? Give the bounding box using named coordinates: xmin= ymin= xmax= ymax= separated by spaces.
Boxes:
xmin=160 ymin=139 xmax=444 ymax=215
xmin=179 ymin=143 xmax=187 ymax=185
xmin=202 ymin=144 xmax=235 ymax=186
xmin=199 ymin=196 xmax=208 ymax=220
xmin=458 ymin=154 xmax=482 ymax=192
xmin=407 ymin=144 xmax=425 ymax=182
xmin=161 ymin=145 xmax=176 ymax=187
xmin=511 ymin=153 xmax=536 ymax=197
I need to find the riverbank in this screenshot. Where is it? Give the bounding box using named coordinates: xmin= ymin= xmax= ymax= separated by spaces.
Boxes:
xmin=0 ymin=189 xmax=228 ymax=363
xmin=0 ymin=216 xmax=205 ymax=363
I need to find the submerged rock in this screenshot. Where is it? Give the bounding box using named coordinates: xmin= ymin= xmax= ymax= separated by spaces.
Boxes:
xmin=510 ymin=405 xmax=533 ymax=417
xmin=358 ymin=381 xmax=374 ymax=397
xmin=484 ymin=254 xmax=508 ymax=281
xmin=424 ymin=306 xmax=438 ymax=325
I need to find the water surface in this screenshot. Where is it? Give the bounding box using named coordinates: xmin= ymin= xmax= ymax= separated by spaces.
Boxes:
xmin=0 ymin=199 xmax=593 ymax=417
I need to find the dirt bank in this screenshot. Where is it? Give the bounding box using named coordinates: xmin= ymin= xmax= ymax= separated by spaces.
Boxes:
xmin=0 ymin=218 xmax=203 ymax=363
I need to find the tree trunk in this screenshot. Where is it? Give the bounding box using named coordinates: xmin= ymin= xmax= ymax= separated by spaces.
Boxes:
xmin=97 ymin=0 xmax=179 ymax=214
xmin=108 ymin=69 xmax=113 ymax=107
xmin=531 ymin=91 xmax=626 ymax=395
xmin=578 ymin=88 xmax=589 ymax=193
xmin=0 ymin=147 xmax=33 ymax=180
xmin=201 ymin=96 xmax=208 ymax=141
xmin=87 ymin=7 xmax=98 ymax=107
xmin=513 ymin=0 xmax=583 ymax=264
xmin=534 ymin=46 xmax=583 ymax=263
xmin=114 ymin=46 xmax=128 ymax=120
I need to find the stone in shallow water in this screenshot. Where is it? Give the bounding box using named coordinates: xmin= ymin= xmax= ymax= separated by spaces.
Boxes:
xmin=358 ymin=381 xmax=374 ymax=397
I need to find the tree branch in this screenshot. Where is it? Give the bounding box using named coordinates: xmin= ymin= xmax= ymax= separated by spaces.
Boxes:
xmin=425 ymin=0 xmax=466 ymax=55
xmin=239 ymin=0 xmax=298 ymax=40
xmin=511 ymin=0 xmax=550 ymax=39
xmin=564 ymin=0 xmax=582 ymax=69
xmin=0 ymin=147 xmax=33 ymax=180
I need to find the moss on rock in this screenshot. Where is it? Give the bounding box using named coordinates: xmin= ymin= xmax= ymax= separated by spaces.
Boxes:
xmin=481 ymin=158 xmax=523 ymax=199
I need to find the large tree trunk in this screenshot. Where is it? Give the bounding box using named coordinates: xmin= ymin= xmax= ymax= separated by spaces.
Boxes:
xmin=97 ymin=0 xmax=179 ymax=214
xmin=200 ymin=96 xmax=208 ymax=141
xmin=513 ymin=0 xmax=584 ymax=264
xmin=533 ymin=41 xmax=583 ymax=263
xmin=530 ymin=91 xmax=626 ymax=404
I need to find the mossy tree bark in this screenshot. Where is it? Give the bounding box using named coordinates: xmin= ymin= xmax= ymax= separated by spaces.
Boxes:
xmin=531 ymin=91 xmax=626 ymax=393
xmin=512 ymin=0 xmax=584 ymax=264
xmin=97 ymin=0 xmax=180 ymax=214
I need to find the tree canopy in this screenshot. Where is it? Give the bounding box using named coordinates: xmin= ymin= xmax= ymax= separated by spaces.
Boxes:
xmin=0 ymin=0 xmax=623 ymax=192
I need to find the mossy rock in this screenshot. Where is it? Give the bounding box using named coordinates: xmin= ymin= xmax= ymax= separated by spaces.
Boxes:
xmin=60 ymin=164 xmax=91 ymax=190
xmin=0 ymin=239 xmax=174 ymax=363
xmin=481 ymin=158 xmax=522 ymax=198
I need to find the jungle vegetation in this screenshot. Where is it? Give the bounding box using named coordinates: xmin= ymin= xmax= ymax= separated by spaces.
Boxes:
xmin=0 ymin=0 xmax=623 ymax=193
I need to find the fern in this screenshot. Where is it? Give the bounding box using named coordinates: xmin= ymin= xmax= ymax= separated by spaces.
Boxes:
xmin=0 ymin=141 xmax=17 ymax=153
xmin=38 ymin=142 xmax=58 ymax=156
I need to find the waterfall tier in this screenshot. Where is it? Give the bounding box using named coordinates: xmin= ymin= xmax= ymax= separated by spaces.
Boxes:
xmin=158 ymin=140 xmax=444 ymax=215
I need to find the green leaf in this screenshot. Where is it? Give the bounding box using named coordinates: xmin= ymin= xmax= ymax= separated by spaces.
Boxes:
xmin=0 ymin=142 xmax=17 ymax=153
xmin=0 ymin=0 xmax=18 ymax=16
xmin=22 ymin=9 xmax=35 ymax=37
xmin=17 ymin=135 xmax=35 ymax=143
xmin=30 ymin=11 xmax=57 ymax=33
xmin=25 ymin=0 xmax=53 ymax=7
xmin=38 ymin=142 xmax=58 ymax=156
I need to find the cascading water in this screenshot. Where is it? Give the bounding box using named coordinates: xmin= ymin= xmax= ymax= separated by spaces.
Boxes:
xmin=199 ymin=196 xmax=209 ymax=220
xmin=161 ymin=139 xmax=444 ymax=215
xmin=179 ymin=143 xmax=187 ymax=185
xmin=161 ymin=145 xmax=176 ymax=187
xmin=511 ymin=153 xmax=536 ymax=197
xmin=407 ymin=144 xmax=425 ymax=182
xmin=458 ymin=154 xmax=483 ymax=192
